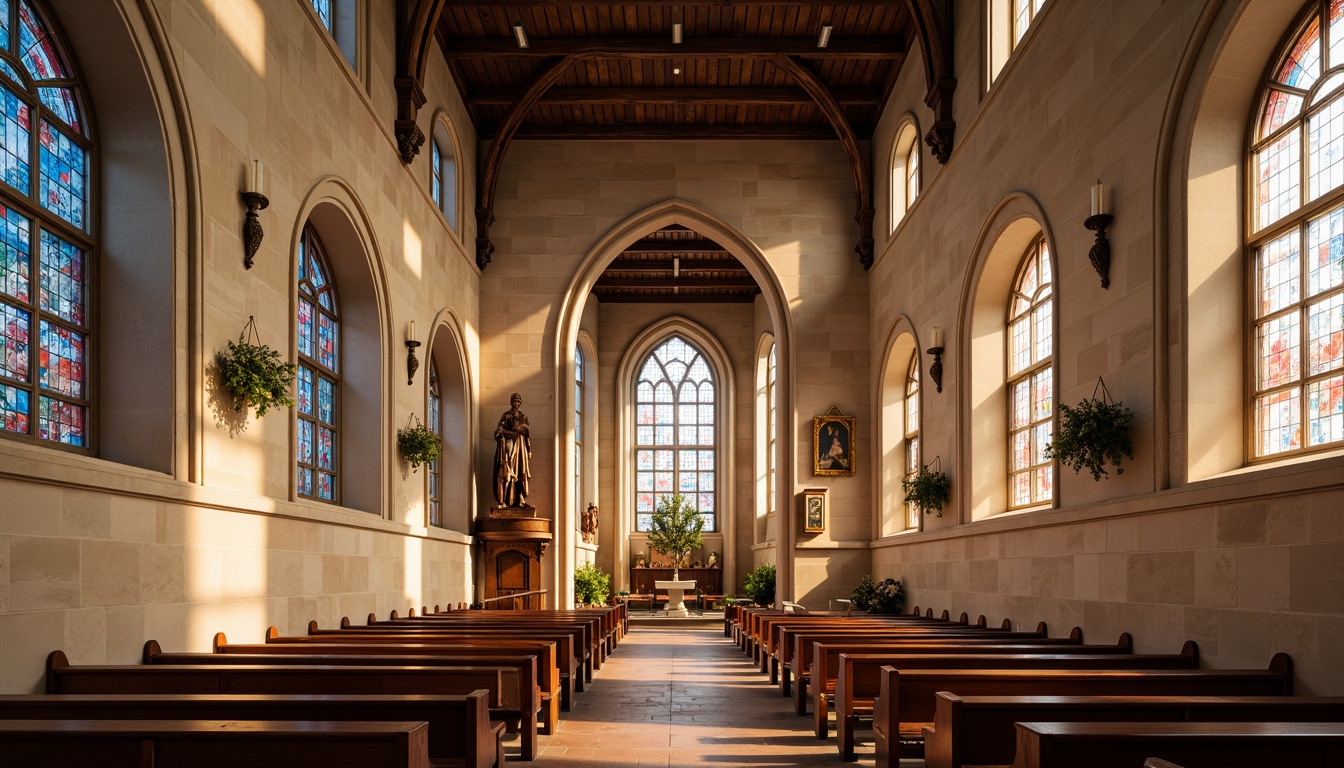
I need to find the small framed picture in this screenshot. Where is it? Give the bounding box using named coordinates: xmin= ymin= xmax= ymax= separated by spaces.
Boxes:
xmin=813 ymin=407 xmax=856 ymax=476
xmin=802 ymin=488 xmax=828 ymax=533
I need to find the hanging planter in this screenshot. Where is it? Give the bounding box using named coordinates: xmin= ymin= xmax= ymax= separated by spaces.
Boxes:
xmin=397 ymin=414 xmax=442 ymax=471
xmin=218 ymin=316 xmax=297 ymax=418
xmin=902 ymin=455 xmax=951 ymax=517
xmin=1046 ymin=376 xmax=1134 ymax=481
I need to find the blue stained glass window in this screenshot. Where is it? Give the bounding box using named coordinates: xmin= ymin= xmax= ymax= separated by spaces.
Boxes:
xmin=0 ymin=85 xmax=29 ymax=193
xmin=317 ymin=312 xmax=337 ymax=371
xmin=317 ymin=376 xmax=334 ymax=424
xmin=298 ymin=298 xmax=314 ymax=358
xmin=297 ymin=227 xmax=339 ymax=503
xmin=1 ymin=299 xmax=29 ymax=378
xmin=38 ymin=87 xmax=76 ymax=131
xmin=0 ymin=204 xmax=29 ymax=302
xmin=431 ymin=140 xmax=441 ymax=207
xmin=38 ymin=119 xmax=84 ymax=228
xmin=38 ymin=229 xmax=80 ymax=324
xmin=0 ymin=59 xmax=20 ymax=86
xmin=296 ymin=364 xmax=312 ymax=415
xmin=0 ymin=381 xmax=28 ymax=434
xmin=37 ymin=391 xmax=79 ymax=445
xmin=312 ymin=0 xmax=333 ymax=32
xmin=37 ymin=318 xmax=80 ymax=398
xmin=0 ymin=0 xmax=9 ymax=52
xmin=18 ymin=1 xmax=66 ymax=81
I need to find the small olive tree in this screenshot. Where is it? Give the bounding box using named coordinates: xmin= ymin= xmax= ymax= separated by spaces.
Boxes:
xmin=646 ymin=493 xmax=705 ymax=580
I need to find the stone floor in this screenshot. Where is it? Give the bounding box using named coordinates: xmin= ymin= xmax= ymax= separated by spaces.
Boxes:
xmin=529 ymin=625 xmax=876 ymax=767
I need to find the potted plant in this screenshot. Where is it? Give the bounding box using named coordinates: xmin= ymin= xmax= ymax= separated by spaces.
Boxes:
xmin=218 ymin=316 xmax=296 ymax=418
xmin=743 ymin=563 xmax=776 ymax=608
xmin=573 ymin=562 xmax=611 ymax=607
xmin=397 ymin=415 xmax=442 ymax=471
xmin=1046 ymin=377 xmax=1134 ymax=480
xmin=850 ymin=575 xmax=905 ymax=614
xmin=646 ymin=493 xmax=705 ymax=581
xmin=902 ymin=456 xmax=951 ymax=517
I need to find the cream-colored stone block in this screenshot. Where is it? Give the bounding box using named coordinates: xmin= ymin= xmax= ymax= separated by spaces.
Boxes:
xmin=267 ymin=549 xmax=305 ymax=597
xmin=1235 ymin=546 xmax=1289 ymax=610
xmin=142 ymin=602 xmax=191 ymax=653
xmin=0 ymin=610 xmax=63 ymax=693
xmin=81 ymin=540 xmax=141 ymax=607
xmin=1308 ymin=488 xmax=1344 ymax=542
xmin=1029 ymin=555 xmax=1074 ymax=598
xmin=10 ymin=536 xmax=80 ymax=610
xmin=63 ymin=606 xmax=108 ymax=663
xmin=1106 ymin=509 xmax=1215 ymax=552
xmin=1217 ymin=501 xmax=1269 ymax=546
xmin=141 ymin=545 xmax=186 ymax=604
xmin=1073 ymin=553 xmax=1100 ymax=600
xmin=110 ymin=496 xmax=158 ymax=544
xmin=1126 ymin=550 xmax=1194 ymax=605
xmin=184 ymin=546 xmax=224 ymax=602
xmin=1213 ymin=609 xmax=1272 ymax=669
xmin=0 ymin=478 xmax=63 ymax=536
xmin=103 ymin=604 xmax=147 ymax=665
xmin=1193 ymin=548 xmax=1236 ymax=607
xmin=1097 ymin=552 xmax=1128 ymax=602
xmin=1290 ymin=542 xmax=1344 ymax=614
xmin=61 ymin=489 xmax=112 ymax=539
xmin=1183 ymin=607 xmax=1221 ymax=657
xmin=1267 ymin=499 xmax=1311 ymax=545
xmin=219 ymin=547 xmax=266 ymax=601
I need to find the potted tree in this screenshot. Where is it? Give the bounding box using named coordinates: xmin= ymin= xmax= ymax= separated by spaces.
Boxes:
xmin=1046 ymin=377 xmax=1134 ymax=480
xmin=743 ymin=563 xmax=776 ymax=608
xmin=646 ymin=493 xmax=705 ymax=581
xmin=397 ymin=414 xmax=442 ymax=471
xmin=850 ymin=575 xmax=905 ymax=614
xmin=573 ymin=562 xmax=611 ymax=607
xmin=218 ymin=316 xmax=296 ymax=419
xmin=902 ymin=456 xmax=952 ymax=517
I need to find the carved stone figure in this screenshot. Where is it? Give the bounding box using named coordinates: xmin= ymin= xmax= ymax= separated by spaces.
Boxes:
xmin=581 ymin=503 xmax=599 ymax=544
xmin=493 ymin=392 xmax=532 ymax=508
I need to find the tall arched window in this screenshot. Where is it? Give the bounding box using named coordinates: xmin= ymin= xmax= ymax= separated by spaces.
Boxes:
xmin=428 ymin=359 xmax=442 ymax=526
xmin=1007 ymin=237 xmax=1053 ymax=508
xmin=635 ymin=336 xmax=716 ymax=532
xmin=766 ymin=342 xmax=777 ymax=526
xmin=889 ymin=120 xmax=920 ymax=231
xmin=904 ymin=355 xmax=921 ymax=529
xmin=431 ymin=119 xmax=458 ymax=231
xmin=987 ymin=0 xmax=1050 ymax=86
xmin=297 ymin=227 xmax=340 ymax=502
xmin=575 ymin=345 xmax=584 ymax=524
xmin=0 ymin=1 xmax=92 ymax=450
xmin=310 ymin=0 xmax=357 ymax=70
xmin=1250 ymin=1 xmax=1344 ymax=458
xmin=1012 ymin=0 xmax=1048 ymax=45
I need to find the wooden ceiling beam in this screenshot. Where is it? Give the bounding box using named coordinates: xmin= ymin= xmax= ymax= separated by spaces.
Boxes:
xmin=467 ymin=85 xmax=883 ymax=107
xmin=592 ymin=291 xmax=759 ymax=304
xmin=904 ymin=0 xmax=957 ymax=164
xmin=441 ymin=37 xmax=903 ymax=59
xmin=449 ymin=0 xmax=904 ymax=5
xmin=595 ymin=276 xmax=759 ymax=290
xmin=394 ymin=0 xmax=449 ymax=163
xmin=484 ymin=123 xmax=847 ymax=141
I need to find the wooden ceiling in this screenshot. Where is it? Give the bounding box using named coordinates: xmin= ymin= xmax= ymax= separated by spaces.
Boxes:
xmin=435 ymin=1 xmax=911 ymax=141
xmin=593 ymin=225 xmax=759 ymax=303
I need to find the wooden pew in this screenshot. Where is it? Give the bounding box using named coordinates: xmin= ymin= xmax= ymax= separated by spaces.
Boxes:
xmin=0 ymin=691 xmax=501 ymax=768
xmin=45 ymin=650 xmax=543 ymax=761
xmin=926 ymin=692 xmax=1344 ymax=768
xmin=145 ymin=640 xmax=555 ymax=739
xmin=0 ymin=719 xmax=433 ymax=768
xmin=869 ymin=655 xmax=1295 ymax=766
xmin=823 ymin=644 xmax=1200 ymax=746
xmin=379 ymin=612 xmax=610 ymax=671
xmin=1009 ymin=721 xmax=1344 ymax=768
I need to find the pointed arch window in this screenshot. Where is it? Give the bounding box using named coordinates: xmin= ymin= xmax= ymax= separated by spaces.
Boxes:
xmin=296 ymin=227 xmax=340 ymax=502
xmin=1250 ymin=0 xmax=1344 ymax=457
xmin=635 ymin=336 xmax=716 ymax=532
xmin=0 ymin=0 xmax=92 ymax=449
xmin=1007 ymin=237 xmax=1053 ymax=508
xmin=904 ymin=355 xmax=921 ymax=529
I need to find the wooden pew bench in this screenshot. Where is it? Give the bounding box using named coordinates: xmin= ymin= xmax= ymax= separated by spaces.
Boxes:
xmin=0 ymin=691 xmax=501 ymax=768
xmin=45 ymin=651 xmax=543 ymax=761
xmin=0 ymin=719 xmax=433 ymax=768
xmin=926 ymin=692 xmax=1344 ymax=768
xmin=868 ymin=655 xmax=1295 ymax=767
xmin=377 ymin=613 xmax=609 ymax=671
xmin=1010 ymin=721 xmax=1344 ymax=768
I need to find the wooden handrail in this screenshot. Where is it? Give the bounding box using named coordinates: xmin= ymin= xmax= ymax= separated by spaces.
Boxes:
xmin=480 ymin=589 xmax=549 ymax=608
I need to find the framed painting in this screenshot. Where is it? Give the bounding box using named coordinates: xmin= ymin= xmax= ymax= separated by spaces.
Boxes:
xmin=802 ymin=488 xmax=828 ymax=533
xmin=813 ymin=407 xmax=856 ymax=476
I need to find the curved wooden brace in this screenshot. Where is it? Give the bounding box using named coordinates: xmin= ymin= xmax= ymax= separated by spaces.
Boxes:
xmin=772 ymin=55 xmax=875 ymax=270
xmin=476 ymin=55 xmax=581 ymax=270
xmin=395 ymin=0 xmax=450 ymax=163
xmin=904 ymin=0 xmax=957 ymax=164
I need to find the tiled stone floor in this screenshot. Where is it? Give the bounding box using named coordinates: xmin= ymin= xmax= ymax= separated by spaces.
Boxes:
xmin=529 ymin=625 xmax=870 ymax=767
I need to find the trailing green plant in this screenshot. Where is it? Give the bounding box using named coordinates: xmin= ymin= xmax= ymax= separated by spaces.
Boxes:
xmin=850 ymin=575 xmax=905 ymax=614
xmin=218 ymin=316 xmax=296 ymax=418
xmin=743 ymin=563 xmax=776 ymax=608
xmin=902 ymin=457 xmax=952 ymax=517
xmin=397 ymin=416 xmax=442 ymax=471
xmin=1046 ymin=377 xmax=1134 ymax=481
xmin=573 ymin=562 xmax=611 ymax=606
xmin=646 ymin=493 xmax=705 ymax=579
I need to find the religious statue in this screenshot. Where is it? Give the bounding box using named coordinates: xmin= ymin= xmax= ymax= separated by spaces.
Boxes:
xmin=581 ymin=503 xmax=599 ymax=544
xmin=707 ymin=550 xmax=719 ymax=569
xmin=493 ymin=392 xmax=532 ymax=508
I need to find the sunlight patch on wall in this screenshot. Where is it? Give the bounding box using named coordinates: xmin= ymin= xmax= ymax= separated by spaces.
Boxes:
xmin=403 ymin=219 xmax=423 ymax=279
xmin=212 ymin=0 xmax=266 ymax=76
xmin=403 ymin=535 xmax=424 ymax=609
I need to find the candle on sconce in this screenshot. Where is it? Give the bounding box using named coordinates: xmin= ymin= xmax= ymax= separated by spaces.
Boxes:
xmin=408 ymin=321 xmax=417 ymax=344
xmin=931 ymin=326 xmax=943 ymax=348
xmin=1090 ymin=180 xmax=1105 ymax=217
xmin=249 ymin=160 xmax=264 ymax=195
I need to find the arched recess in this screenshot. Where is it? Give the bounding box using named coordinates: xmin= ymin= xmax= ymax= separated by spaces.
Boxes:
xmin=875 ymin=315 xmax=921 ymax=537
xmin=552 ymin=199 xmax=797 ymax=607
xmin=291 ymin=178 xmax=391 ymax=516
xmin=957 ymin=192 xmax=1058 ymax=521
xmin=427 ymin=309 xmax=473 ymax=532
xmin=1179 ymin=0 xmax=1314 ymax=482
xmin=574 ymin=330 xmax=599 ymax=553
xmin=753 ymin=332 xmax=776 ymax=546
xmin=889 ymin=114 xmax=923 ymax=234
xmin=429 ymin=109 xmax=462 ymax=234
xmin=616 ymin=317 xmax=735 ymax=587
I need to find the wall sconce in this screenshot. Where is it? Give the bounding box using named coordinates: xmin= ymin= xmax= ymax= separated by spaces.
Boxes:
xmin=926 ymin=325 xmax=944 ymax=393
xmin=1085 ymin=180 xmax=1113 ymax=289
xmin=241 ymin=160 xmax=268 ymax=270
xmin=405 ymin=321 xmax=421 ymax=386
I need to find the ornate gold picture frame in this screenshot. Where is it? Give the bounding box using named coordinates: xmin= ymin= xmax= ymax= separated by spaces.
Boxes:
xmin=802 ymin=488 xmax=828 ymax=533
xmin=813 ymin=407 xmax=856 ymax=476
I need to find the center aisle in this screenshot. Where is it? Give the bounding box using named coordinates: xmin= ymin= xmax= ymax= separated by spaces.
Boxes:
xmin=532 ymin=624 xmax=857 ymax=767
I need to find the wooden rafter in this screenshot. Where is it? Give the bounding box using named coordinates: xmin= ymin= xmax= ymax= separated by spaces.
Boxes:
xmin=904 ymin=0 xmax=957 ymax=163
xmin=441 ymin=37 xmax=904 ymax=59
xmin=482 ymin=124 xmax=843 ymax=141
xmin=467 ymin=86 xmax=883 ymax=108
xmin=476 ymin=55 xmax=581 ymax=270
xmin=771 ymin=55 xmax=875 ymax=270
xmin=394 ymin=0 xmax=449 ymax=163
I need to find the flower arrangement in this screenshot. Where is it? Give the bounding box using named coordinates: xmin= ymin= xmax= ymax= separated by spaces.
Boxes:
xmin=218 ymin=316 xmax=296 ymax=418
xmin=396 ymin=415 xmax=442 ymax=471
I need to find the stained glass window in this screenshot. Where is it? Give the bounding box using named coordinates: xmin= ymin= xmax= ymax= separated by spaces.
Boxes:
xmin=311 ymin=0 xmax=333 ymax=32
xmin=431 ymin=139 xmax=442 ymax=209
xmin=1007 ymin=238 xmax=1053 ymax=508
xmin=904 ymin=355 xmax=921 ymax=529
xmin=1251 ymin=1 xmax=1344 ymax=458
xmin=574 ymin=346 xmax=584 ymax=527
xmin=297 ymin=227 xmax=340 ymax=502
xmin=0 ymin=1 xmax=91 ymax=450
xmin=635 ymin=336 xmax=716 ymax=532
xmin=428 ymin=361 xmax=442 ymax=527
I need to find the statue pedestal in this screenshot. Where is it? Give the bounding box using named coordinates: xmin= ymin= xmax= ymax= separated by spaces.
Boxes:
xmin=476 ymin=506 xmax=552 ymax=610
xmin=655 ymin=579 xmax=696 ymax=617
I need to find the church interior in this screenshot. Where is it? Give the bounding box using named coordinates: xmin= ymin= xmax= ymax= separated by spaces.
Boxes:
xmin=2 ymin=0 xmax=1344 ymax=740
